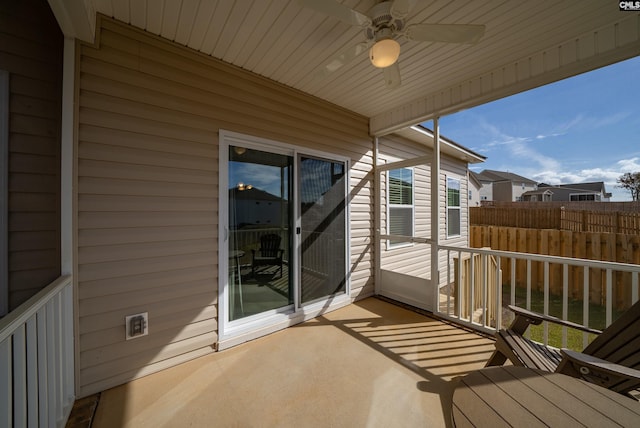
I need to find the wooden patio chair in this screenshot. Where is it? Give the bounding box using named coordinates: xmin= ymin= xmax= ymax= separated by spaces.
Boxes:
xmin=251 ymin=234 xmax=284 ymax=278
xmin=485 ymin=300 xmax=640 ymax=397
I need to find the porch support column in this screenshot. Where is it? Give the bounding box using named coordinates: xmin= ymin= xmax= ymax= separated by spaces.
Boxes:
xmin=430 ymin=117 xmax=441 ymax=312
xmin=373 ymin=137 xmax=380 ymax=295
xmin=60 ymin=36 xmax=77 ymax=397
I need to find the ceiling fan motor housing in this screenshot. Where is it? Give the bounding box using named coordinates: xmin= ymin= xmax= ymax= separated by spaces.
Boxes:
xmin=365 ymin=1 xmax=405 ymax=41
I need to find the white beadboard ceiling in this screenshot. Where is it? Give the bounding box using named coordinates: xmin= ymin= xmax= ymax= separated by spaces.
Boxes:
xmin=53 ymin=0 xmax=640 ymax=135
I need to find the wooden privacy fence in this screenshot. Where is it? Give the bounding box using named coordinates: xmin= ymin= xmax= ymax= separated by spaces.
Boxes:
xmin=471 ymin=206 xmax=640 ymax=235
xmin=470 ymin=226 xmax=640 ymax=309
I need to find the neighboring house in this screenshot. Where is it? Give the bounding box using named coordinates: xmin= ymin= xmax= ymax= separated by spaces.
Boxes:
xmin=526 ymin=182 xmax=612 ymax=202
xmin=520 ymin=188 xmax=554 ymax=202
xmin=229 ymin=186 xmax=286 ymax=229
xmin=477 ymin=170 xmax=538 ymax=202
xmin=1 ymin=1 xmax=636 ymax=424
xmin=468 ymin=171 xmax=483 ymax=207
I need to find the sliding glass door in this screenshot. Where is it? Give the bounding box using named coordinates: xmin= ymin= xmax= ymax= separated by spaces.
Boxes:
xmin=299 ymin=156 xmax=347 ymax=304
xmin=224 ymin=136 xmax=347 ymax=326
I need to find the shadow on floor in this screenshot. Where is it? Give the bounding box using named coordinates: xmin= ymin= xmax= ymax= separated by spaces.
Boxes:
xmin=72 ymin=297 xmax=495 ymax=427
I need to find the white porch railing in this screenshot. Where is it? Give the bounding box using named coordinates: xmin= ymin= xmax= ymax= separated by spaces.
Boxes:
xmin=437 ymin=245 xmax=640 ymax=349
xmin=0 ymin=275 xmax=75 ymax=428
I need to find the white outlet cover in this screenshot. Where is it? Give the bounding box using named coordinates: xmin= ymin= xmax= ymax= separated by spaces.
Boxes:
xmin=125 ymin=312 xmax=149 ymax=340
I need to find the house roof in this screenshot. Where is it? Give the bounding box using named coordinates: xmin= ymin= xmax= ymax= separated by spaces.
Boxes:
xmin=522 ymin=189 xmax=553 ymax=196
xmin=394 ymin=125 xmax=486 ymax=164
xmin=477 ymin=170 xmax=537 ymax=184
xmin=537 ymin=181 xmax=612 ymax=198
xmin=48 ymin=1 xmax=640 ymax=136
xmin=538 ymin=181 xmax=607 ymax=192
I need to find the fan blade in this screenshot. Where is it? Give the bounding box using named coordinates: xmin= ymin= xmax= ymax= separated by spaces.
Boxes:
xmin=382 ymin=63 xmax=401 ymax=89
xmin=390 ymin=0 xmax=417 ymax=20
xmin=297 ymin=0 xmax=372 ymax=27
xmin=406 ymin=24 xmax=485 ymax=44
xmin=316 ymin=42 xmax=369 ymax=77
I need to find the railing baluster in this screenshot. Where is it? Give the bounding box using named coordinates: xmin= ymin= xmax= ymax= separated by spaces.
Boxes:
xmin=633 ymin=272 xmax=639 ymax=305
xmin=446 ymin=250 xmax=451 ymax=315
xmin=1 ymin=337 xmax=11 ymax=428
xmin=456 ymin=250 xmax=462 ymax=320
xmin=510 ymin=257 xmax=516 ymax=307
xmin=583 ymin=266 xmax=590 ymax=350
xmin=26 ymin=317 xmax=38 ymax=428
xmin=469 ymin=252 xmax=475 ymax=323
xmin=37 ymin=307 xmax=48 ymax=427
xmin=526 ymin=259 xmax=532 ymax=311
xmin=562 ymin=264 xmax=568 ymax=348
xmin=606 ymin=269 xmax=613 ymax=327
xmin=62 ymin=285 xmax=75 ymax=404
xmin=496 ymin=256 xmax=503 ymax=330
xmin=13 ymin=325 xmax=27 ymax=427
xmin=544 ymin=261 xmax=549 ymax=345
xmin=481 ymin=253 xmax=487 ymax=327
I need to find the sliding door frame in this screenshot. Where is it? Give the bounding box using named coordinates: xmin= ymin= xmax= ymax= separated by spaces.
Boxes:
xmin=218 ymin=130 xmax=351 ymax=350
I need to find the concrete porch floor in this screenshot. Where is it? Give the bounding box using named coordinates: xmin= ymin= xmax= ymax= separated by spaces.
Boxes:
xmin=87 ymin=298 xmax=495 ymax=427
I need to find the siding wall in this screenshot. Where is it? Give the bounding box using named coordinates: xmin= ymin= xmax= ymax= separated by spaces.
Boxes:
xmin=0 ymin=0 xmax=62 ymax=312
xmin=76 ymin=17 xmax=373 ymax=396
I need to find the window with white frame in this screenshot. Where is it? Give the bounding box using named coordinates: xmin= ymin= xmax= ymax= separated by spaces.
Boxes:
xmin=387 ymin=168 xmax=414 ymax=248
xmin=447 ymin=176 xmax=461 ymax=238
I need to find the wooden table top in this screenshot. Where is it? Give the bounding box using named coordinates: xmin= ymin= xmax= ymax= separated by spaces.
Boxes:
xmin=452 ymin=366 xmax=640 ymax=427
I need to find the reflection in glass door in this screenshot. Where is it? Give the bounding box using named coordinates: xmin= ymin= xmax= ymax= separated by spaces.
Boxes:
xmin=228 ymin=146 xmax=293 ymax=321
xmin=299 ymin=156 xmax=347 ymax=304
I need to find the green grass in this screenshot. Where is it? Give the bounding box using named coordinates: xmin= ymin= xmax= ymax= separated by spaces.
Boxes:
xmin=502 ymin=286 xmax=624 ymax=351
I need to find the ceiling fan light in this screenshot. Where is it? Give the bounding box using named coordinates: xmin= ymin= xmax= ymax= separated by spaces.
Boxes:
xmin=369 ymin=38 xmax=400 ymax=68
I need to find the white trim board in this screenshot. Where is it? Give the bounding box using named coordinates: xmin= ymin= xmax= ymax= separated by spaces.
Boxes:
xmin=0 ymin=69 xmax=9 ymax=316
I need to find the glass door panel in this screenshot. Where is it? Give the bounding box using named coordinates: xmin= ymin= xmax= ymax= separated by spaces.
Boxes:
xmin=228 ymin=146 xmax=293 ymax=321
xmin=299 ymin=156 xmax=347 ymax=304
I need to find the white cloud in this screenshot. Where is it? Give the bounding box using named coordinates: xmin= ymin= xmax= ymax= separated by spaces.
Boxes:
xmin=472 ymin=118 xmax=639 ymax=201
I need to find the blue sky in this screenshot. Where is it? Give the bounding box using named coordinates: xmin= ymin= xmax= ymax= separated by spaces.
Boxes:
xmin=434 ymin=56 xmax=640 ymax=201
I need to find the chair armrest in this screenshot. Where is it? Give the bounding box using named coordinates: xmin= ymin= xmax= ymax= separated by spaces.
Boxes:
xmin=507 ymin=305 xmax=602 ymax=335
xmin=559 ymin=349 xmax=640 ymax=395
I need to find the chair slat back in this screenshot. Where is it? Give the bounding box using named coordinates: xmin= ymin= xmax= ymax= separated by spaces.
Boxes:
xmin=583 ymin=300 xmax=640 ymax=369
xmin=260 ymin=234 xmax=281 ymax=257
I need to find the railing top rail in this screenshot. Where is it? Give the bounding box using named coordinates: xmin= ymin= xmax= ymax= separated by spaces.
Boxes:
xmin=439 ymin=244 xmax=640 ymax=273
xmin=0 ymin=274 xmax=72 ymax=342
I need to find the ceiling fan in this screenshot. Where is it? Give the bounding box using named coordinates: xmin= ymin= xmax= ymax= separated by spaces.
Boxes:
xmin=298 ymin=0 xmax=485 ymax=89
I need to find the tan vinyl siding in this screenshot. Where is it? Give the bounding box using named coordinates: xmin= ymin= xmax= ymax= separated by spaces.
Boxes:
xmin=76 ymin=17 xmax=373 ymax=396
xmin=0 ymin=0 xmax=63 ymax=312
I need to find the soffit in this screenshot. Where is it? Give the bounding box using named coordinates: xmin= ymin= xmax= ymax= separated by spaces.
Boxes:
xmin=53 ymin=1 xmax=640 ymax=135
